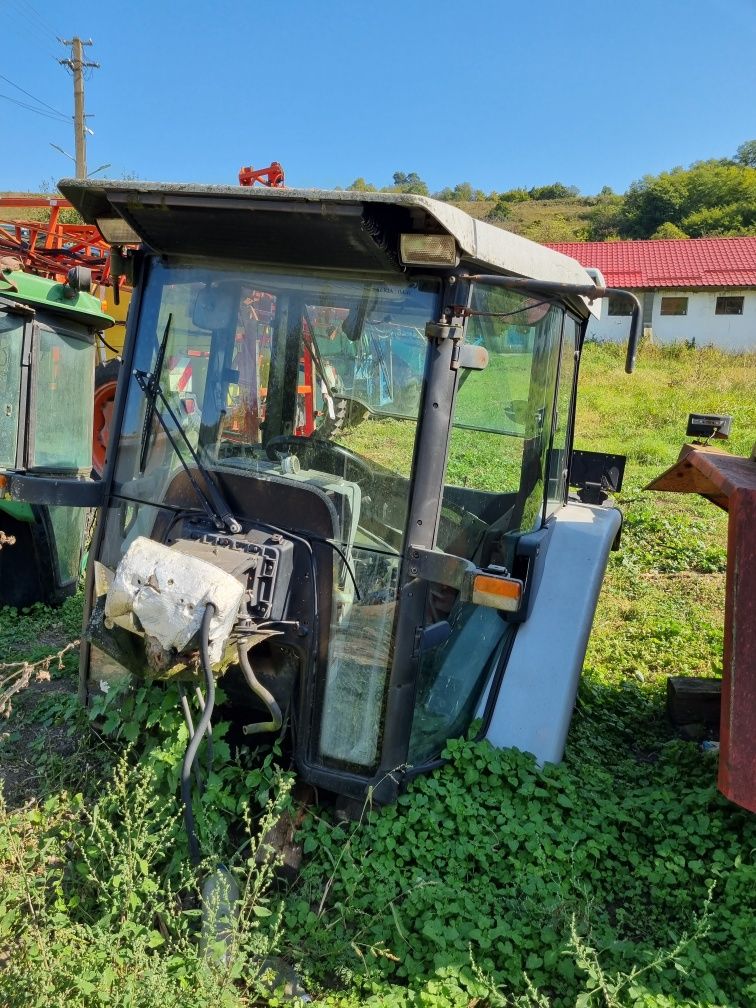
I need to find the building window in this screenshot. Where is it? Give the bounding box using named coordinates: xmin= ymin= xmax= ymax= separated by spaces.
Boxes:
xmin=607 ymin=296 xmax=633 ymax=316
xmin=660 ymin=296 xmax=688 ymax=316
xmin=715 ymin=296 xmax=744 ymax=316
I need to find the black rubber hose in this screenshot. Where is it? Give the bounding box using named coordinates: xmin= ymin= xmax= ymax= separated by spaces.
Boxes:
xmin=238 ymin=640 xmax=283 ymax=736
xmin=181 ymin=602 xmax=217 ymax=866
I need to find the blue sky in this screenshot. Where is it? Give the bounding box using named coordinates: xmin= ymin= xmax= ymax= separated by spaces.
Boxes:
xmin=1 ymin=0 xmax=755 ymax=195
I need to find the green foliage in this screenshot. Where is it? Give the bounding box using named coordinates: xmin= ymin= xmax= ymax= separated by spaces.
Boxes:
xmin=286 ymin=731 xmax=755 ymax=1006
xmin=735 ymin=139 xmax=756 ymax=167
xmin=391 ymin=172 xmax=429 ymax=196
xmin=649 ymin=221 xmax=688 ymax=240
xmin=0 ymin=639 xmax=295 ymax=1007
xmin=433 ymin=182 xmax=486 ymax=202
xmin=498 ymin=187 xmax=532 ymax=203
xmin=0 ymin=755 xmax=291 ymax=1007
xmin=618 ymin=160 xmax=756 ymax=239
xmin=528 ymin=182 xmax=579 ymax=201
xmin=488 ymin=195 xmax=513 ymax=221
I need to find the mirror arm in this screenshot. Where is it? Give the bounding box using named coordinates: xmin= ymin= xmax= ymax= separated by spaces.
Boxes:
xmin=0 ymin=474 xmax=105 ymax=508
xmin=465 ymin=274 xmax=642 ymax=374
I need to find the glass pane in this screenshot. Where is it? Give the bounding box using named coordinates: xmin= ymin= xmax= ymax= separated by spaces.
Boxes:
xmin=47 ymin=505 xmax=86 ymax=584
xmin=107 ymin=263 xmax=439 ymax=779
xmin=31 ymin=325 xmax=94 ymax=473
xmin=545 ymin=315 xmax=579 ymax=519
xmin=410 ymin=290 xmax=565 ymax=765
xmin=318 ymin=547 xmax=400 ymax=770
xmin=117 ymin=263 xmax=436 ymax=544
xmin=441 ymin=290 xmax=564 ymax=561
xmin=409 ymin=604 xmax=511 ymax=765
xmin=0 ymin=314 xmax=24 ymax=469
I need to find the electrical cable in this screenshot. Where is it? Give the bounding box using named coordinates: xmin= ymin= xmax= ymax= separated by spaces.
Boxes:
xmin=0 ymin=70 xmax=68 ymax=118
xmin=177 ymin=682 xmax=203 ymax=791
xmin=0 ymin=91 xmax=70 ymax=122
xmin=181 ymin=602 xmax=216 ymax=866
xmin=15 ymin=0 xmax=60 ymax=42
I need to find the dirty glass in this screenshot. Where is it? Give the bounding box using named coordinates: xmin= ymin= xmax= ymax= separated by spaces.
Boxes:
xmin=112 ymin=261 xmax=440 ymax=773
xmin=0 ymin=313 xmax=24 ymax=469
xmin=48 ymin=505 xmax=86 ymax=585
xmin=441 ymin=289 xmax=565 ymax=558
xmin=545 ymin=314 xmax=579 ymax=520
xmin=31 ymin=323 xmax=95 ymax=473
xmin=411 ymin=289 xmax=565 ymax=767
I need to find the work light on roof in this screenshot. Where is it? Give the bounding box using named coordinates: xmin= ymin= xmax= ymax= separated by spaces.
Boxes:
xmin=399 ymin=233 xmax=458 ymax=267
xmin=96 ymin=216 xmax=140 ymax=245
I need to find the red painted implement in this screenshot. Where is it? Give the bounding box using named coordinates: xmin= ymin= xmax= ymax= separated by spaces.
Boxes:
xmin=649 ymin=443 xmax=756 ymax=813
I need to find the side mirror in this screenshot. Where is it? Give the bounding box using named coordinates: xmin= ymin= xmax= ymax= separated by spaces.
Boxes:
xmin=192 ymin=284 xmax=237 ymax=331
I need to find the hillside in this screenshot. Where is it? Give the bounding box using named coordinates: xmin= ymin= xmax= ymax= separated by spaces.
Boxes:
xmin=454 ymin=196 xmax=594 ymax=242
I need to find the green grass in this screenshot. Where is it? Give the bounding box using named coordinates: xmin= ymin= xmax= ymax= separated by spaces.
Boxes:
xmin=0 ymin=342 xmax=755 ymax=1006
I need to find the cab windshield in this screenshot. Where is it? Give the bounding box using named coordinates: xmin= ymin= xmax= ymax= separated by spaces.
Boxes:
xmin=111 ymin=262 xmax=439 ymax=772
xmin=119 ymin=262 xmax=438 ymax=550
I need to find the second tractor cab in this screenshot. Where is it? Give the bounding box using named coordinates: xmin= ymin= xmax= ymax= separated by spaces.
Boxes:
xmin=2 ymin=180 xmax=639 ymax=805
xmin=0 ymin=263 xmax=114 ymax=607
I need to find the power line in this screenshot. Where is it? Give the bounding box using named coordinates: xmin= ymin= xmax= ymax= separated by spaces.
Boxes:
xmin=15 ymin=0 xmax=60 ymax=42
xmin=1 ymin=6 xmax=59 ymax=61
xmin=0 ymin=70 xmax=68 ymax=119
xmin=0 ymin=91 xmax=70 ymax=123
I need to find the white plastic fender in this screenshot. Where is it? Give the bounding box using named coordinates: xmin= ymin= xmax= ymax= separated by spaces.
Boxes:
xmin=104 ymin=536 xmax=245 ymax=665
xmin=480 ymin=502 xmax=622 ymax=765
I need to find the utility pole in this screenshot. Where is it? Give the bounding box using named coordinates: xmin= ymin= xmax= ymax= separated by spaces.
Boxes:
xmin=59 ymin=38 xmax=99 ymax=179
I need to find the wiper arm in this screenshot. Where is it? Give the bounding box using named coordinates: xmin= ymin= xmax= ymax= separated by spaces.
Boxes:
xmin=133 ymin=368 xmax=241 ymax=534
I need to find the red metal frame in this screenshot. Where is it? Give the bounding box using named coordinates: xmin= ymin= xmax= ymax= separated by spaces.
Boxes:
xmin=0 ymin=196 xmax=114 ymax=286
xmin=238 ymin=162 xmax=285 ymax=188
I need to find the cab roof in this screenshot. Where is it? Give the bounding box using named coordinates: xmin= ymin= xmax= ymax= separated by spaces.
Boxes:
xmin=59 ymin=179 xmax=601 ymax=318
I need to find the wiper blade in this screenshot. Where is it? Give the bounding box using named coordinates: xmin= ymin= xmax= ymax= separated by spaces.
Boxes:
xmin=139 ymin=313 xmax=172 ymax=474
xmin=133 ymin=368 xmax=241 ymax=535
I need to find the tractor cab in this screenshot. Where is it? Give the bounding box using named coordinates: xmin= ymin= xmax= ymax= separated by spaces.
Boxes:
xmin=0 ymin=264 xmax=114 ymax=606
xmin=1 ymin=181 xmax=638 ymax=802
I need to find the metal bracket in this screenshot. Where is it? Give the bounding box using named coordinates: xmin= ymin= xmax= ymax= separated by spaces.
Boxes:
xmin=408 ymin=545 xmax=521 ymax=613
xmin=424 ymin=321 xmax=462 ymax=342
xmin=409 ymin=545 xmax=477 ymax=589
xmin=452 ymin=343 xmax=488 ymax=371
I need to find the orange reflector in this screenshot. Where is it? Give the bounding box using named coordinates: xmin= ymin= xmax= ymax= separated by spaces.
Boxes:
xmin=471 ymin=573 xmax=522 ymax=612
xmin=0 ymin=474 xmax=8 ymax=494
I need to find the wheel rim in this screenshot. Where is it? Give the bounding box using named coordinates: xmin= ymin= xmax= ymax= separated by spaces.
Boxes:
xmin=92 ymin=379 xmax=117 ymax=475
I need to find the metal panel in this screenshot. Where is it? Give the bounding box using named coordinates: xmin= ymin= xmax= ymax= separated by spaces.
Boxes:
xmin=58 ymin=179 xmax=600 ymax=301
xmin=481 ymin=502 xmax=621 ymax=764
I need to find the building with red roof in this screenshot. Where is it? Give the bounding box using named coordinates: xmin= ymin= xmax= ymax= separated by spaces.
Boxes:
xmin=545 ymin=237 xmax=756 ymax=350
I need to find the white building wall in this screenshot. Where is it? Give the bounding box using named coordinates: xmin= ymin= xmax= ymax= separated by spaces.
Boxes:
xmin=585 ymin=289 xmax=756 ymax=351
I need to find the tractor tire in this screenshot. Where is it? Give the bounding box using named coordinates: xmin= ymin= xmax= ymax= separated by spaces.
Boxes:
xmin=92 ymin=359 xmax=121 ymax=477
xmin=317 ymin=397 xmax=368 ymax=439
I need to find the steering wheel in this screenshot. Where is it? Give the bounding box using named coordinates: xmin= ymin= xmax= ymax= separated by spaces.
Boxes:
xmin=264 ymin=434 xmax=374 ymax=486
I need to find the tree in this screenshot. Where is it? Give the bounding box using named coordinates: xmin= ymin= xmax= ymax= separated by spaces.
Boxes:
xmin=487 ymin=197 xmax=512 ymax=222
xmin=650 ymin=222 xmax=688 ymax=239
xmin=618 ymin=161 xmax=756 ymax=238
xmin=735 ymin=139 xmax=756 ymax=167
xmin=348 ymin=177 xmax=377 ymax=192
xmin=528 ymin=182 xmax=579 ymax=201
xmin=496 ymin=187 xmax=530 ymax=203
xmin=391 ymin=172 xmax=429 ymax=196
